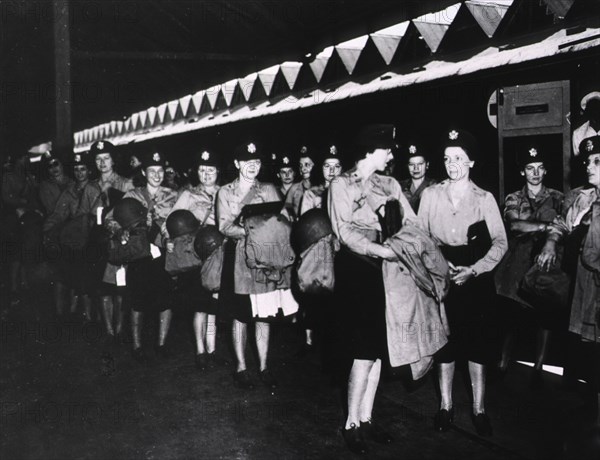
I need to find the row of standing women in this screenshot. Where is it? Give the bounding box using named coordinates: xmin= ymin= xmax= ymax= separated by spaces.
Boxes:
xmin=3 ymin=125 xmax=598 ymax=456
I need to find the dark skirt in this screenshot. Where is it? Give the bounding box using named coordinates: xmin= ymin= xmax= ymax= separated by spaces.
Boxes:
xmin=218 ymin=239 xmax=252 ymax=323
xmin=435 ymin=245 xmax=500 ymax=365
xmin=127 ymin=255 xmax=173 ymax=313
xmin=60 ymin=248 xmax=96 ymax=295
xmin=176 ymin=268 xmax=218 ymax=314
xmin=333 ymin=247 xmax=387 ymax=362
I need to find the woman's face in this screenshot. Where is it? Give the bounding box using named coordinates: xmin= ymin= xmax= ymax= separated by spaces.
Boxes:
xmin=198 ymin=165 xmax=218 ymax=186
xmin=299 ymin=157 xmax=314 ymax=180
xmin=144 ymin=165 xmax=164 ymax=187
xmin=277 ymin=167 xmax=295 ymax=185
xmin=47 ymin=159 xmax=64 ymax=178
xmin=408 ymin=156 xmax=428 ymax=180
xmin=586 ymin=153 xmax=600 ymax=188
xmin=73 ymin=165 xmax=89 ymax=183
xmin=95 ymin=153 xmax=114 ymax=173
xmin=521 ymin=162 xmax=546 ymax=186
xmin=367 ymin=148 xmax=394 ymax=172
xmin=322 ymin=159 xmax=342 ymax=182
xmin=236 ymin=159 xmax=261 ymax=181
xmin=444 ymin=147 xmax=473 ymax=181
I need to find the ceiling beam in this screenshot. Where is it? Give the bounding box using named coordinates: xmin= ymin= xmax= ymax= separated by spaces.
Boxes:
xmin=72 ymin=50 xmax=258 ymax=62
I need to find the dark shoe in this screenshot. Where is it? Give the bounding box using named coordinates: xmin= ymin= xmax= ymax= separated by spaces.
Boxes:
xmin=530 ymin=369 xmax=544 ymax=390
xmin=233 ymin=370 xmax=255 ymax=390
xmin=360 ymin=420 xmax=393 ymax=444
xmin=132 ymin=348 xmax=147 ymax=364
xmin=341 ymin=423 xmax=367 ymax=454
xmin=471 ymin=413 xmax=493 ymax=437
xmin=155 ymin=345 xmax=170 ymax=358
xmin=195 ymin=353 xmax=208 ymax=371
xmin=206 ymin=352 xmax=228 ymax=368
xmin=259 ymin=369 xmax=278 ymax=389
xmin=434 ymin=408 xmax=454 ymax=432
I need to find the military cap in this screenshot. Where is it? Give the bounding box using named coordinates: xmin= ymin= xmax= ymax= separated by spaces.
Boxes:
xmin=581 ymin=91 xmax=600 ymax=110
xmin=233 ymin=141 xmax=261 ymax=161
xmin=404 ymin=141 xmax=428 ymax=161
xmin=442 ymin=128 xmax=479 ymax=162
xmin=276 ymin=153 xmax=294 ymax=170
xmin=140 ymin=151 xmax=166 ymax=169
xmin=579 ymin=135 xmax=600 ymax=157
xmin=517 ymin=143 xmax=547 ymax=168
xmin=41 ymin=150 xmax=61 ymax=168
xmin=355 ymin=124 xmax=397 ymax=151
xmin=194 ymin=150 xmax=220 ymax=168
xmin=70 ymin=152 xmax=92 ymax=168
xmin=89 ymin=140 xmax=116 ymax=157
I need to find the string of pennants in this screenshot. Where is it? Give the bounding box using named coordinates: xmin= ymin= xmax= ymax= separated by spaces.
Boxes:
xmin=73 ymin=0 xmax=581 ymax=150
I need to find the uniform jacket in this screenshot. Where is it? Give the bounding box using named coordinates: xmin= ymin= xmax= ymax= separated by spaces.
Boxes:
xmin=285 ymin=180 xmax=311 ymax=219
xmin=39 ymin=176 xmax=74 ymax=215
xmin=383 ymin=224 xmax=450 ymax=379
xmin=216 ymin=179 xmax=282 ymax=294
xmin=42 ymin=181 xmax=101 ymax=234
xmin=169 ymin=184 xmax=220 ymax=227
xmin=400 ymin=177 xmax=436 ymax=213
xmin=299 ymin=184 xmax=327 ymax=216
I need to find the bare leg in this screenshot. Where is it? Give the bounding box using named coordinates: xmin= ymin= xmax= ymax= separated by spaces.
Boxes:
xmin=81 ymin=295 xmax=92 ymax=321
xmin=359 ymin=359 xmax=382 ymax=422
xmin=499 ymin=332 xmax=515 ymax=371
xmin=469 ymin=361 xmax=486 ymax=414
xmin=346 ymin=359 xmax=374 ymax=428
xmin=305 ymin=329 xmax=313 ymax=346
xmin=206 ymin=314 xmax=216 ymax=354
xmin=54 ymin=281 xmax=66 ymax=316
xmin=439 ymin=362 xmax=455 ymax=410
xmin=193 ymin=312 xmax=207 ymax=354
xmin=113 ymin=295 xmax=123 ymax=335
xmin=131 ymin=310 xmax=142 ymax=350
xmin=534 ymin=328 xmax=551 ymax=371
xmin=158 ymin=309 xmax=172 ymax=346
xmin=100 ymin=295 xmax=114 ymax=336
xmin=256 ymin=321 xmax=270 ymax=371
xmin=69 ymin=290 xmax=78 ymax=314
xmin=232 ymin=319 xmax=247 ymax=372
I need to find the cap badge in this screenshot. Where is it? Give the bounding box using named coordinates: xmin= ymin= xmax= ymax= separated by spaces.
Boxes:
xmin=300 ymin=146 xmax=308 ymax=154
xmin=153 ymin=152 xmax=161 ymax=162
xmin=201 ymin=151 xmax=210 ymax=161
xmin=281 ymin=156 xmax=289 ymax=165
xmin=97 ymin=141 xmax=104 ymax=150
xmin=409 ymin=145 xmax=417 ymax=154
xmin=449 ymin=130 xmax=459 ymax=140
xmin=247 ymin=143 xmax=256 ymax=154
xmin=529 ymin=148 xmax=537 ymax=157
xmin=330 ymin=145 xmax=338 ymax=155
xmin=586 ymin=139 xmax=594 ymax=152
xmin=271 ymin=153 xmax=277 ymax=161
xmin=74 ymin=154 xmax=81 ymax=163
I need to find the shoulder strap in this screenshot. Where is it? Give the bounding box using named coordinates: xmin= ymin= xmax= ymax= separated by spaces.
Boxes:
xmin=140 ymin=187 xmax=156 ymax=214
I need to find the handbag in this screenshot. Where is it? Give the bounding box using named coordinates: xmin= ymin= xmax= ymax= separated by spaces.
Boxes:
xmin=295 ymin=234 xmax=337 ymax=294
xmin=520 ymin=263 xmax=570 ymax=311
xmin=107 ymin=225 xmax=151 ymax=265
xmin=200 ymin=243 xmax=224 ymax=292
xmin=376 ymin=199 xmax=404 ymax=241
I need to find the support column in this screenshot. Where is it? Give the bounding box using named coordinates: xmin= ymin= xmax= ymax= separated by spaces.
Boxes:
xmin=53 ymin=0 xmax=72 ymax=161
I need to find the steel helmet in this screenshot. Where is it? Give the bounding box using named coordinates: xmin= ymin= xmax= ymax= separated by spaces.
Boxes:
xmin=291 ymin=208 xmax=333 ymax=254
xmin=193 ymin=225 xmax=224 ymax=261
xmin=166 ymin=210 xmax=200 ymax=238
xmin=112 ymin=198 xmax=147 ymax=230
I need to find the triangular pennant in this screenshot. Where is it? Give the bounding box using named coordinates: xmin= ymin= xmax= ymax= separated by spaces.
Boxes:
xmin=309 ymin=46 xmax=334 ymax=83
xmin=238 ymin=74 xmax=257 ymax=102
xmin=179 ymin=95 xmax=192 ymax=117
xmin=205 ymin=86 xmax=221 ymax=110
xmin=222 ymin=80 xmax=239 ymax=107
xmin=541 ymin=0 xmax=575 ymax=19
xmin=280 ymin=62 xmax=302 ymax=90
xmin=109 ymin=121 xmax=117 ymax=135
xmin=192 ymin=91 xmax=205 ymax=114
xmin=412 ymin=3 xmax=460 ymax=53
xmin=157 ymin=103 xmax=168 ymax=124
xmin=130 ymin=113 xmax=139 ymax=130
xmin=74 ymin=132 xmax=82 ymax=145
xmin=465 ymin=0 xmax=512 ymax=38
xmin=258 ymin=65 xmax=280 ymax=97
xmin=116 ymin=121 xmax=124 ymax=134
xmin=335 ymin=35 xmax=369 ymax=75
xmin=370 ymin=21 xmax=408 ymax=65
xmin=168 ymin=100 xmax=180 ymax=120
xmin=147 ymin=107 xmax=157 ymax=126
xmin=139 ymin=111 xmax=148 ymax=128
xmin=434 ymin=3 xmax=489 ymax=53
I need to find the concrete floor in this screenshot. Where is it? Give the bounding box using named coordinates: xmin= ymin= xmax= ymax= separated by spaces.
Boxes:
xmin=1 ymin=289 xmax=598 ymax=460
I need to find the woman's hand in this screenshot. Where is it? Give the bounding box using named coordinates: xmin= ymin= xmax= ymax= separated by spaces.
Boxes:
xmin=536 ymin=240 xmax=557 ymax=271
xmin=120 ymin=229 xmax=130 ymax=245
xmin=449 ymin=265 xmax=475 ymax=286
xmin=165 ymin=239 xmax=175 ymax=253
xmin=375 ymin=244 xmax=398 ymax=261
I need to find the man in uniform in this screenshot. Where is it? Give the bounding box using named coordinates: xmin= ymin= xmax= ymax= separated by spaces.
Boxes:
xmin=399 ymin=142 xmax=436 ymax=213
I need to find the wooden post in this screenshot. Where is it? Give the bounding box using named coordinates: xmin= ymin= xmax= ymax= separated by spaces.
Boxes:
xmin=53 ymin=0 xmax=72 ymax=161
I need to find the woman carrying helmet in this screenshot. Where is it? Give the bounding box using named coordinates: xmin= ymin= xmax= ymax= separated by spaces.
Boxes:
xmin=166 ymin=150 xmax=221 ymax=370
xmin=419 ymin=129 xmax=507 ymax=437
xmin=216 ymin=141 xmax=293 ymax=390
xmin=89 ymin=140 xmax=134 ymax=343
xmin=105 ymin=151 xmax=177 ymax=362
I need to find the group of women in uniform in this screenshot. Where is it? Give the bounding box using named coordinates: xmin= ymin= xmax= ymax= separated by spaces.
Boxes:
xmin=2 ymin=123 xmax=599 ymax=456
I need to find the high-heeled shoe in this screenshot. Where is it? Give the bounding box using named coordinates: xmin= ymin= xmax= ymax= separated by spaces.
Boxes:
xmin=471 ymin=412 xmax=493 ymax=437
xmin=341 ymin=423 xmax=367 ymax=454
xmin=434 ymin=408 xmax=454 ymax=432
